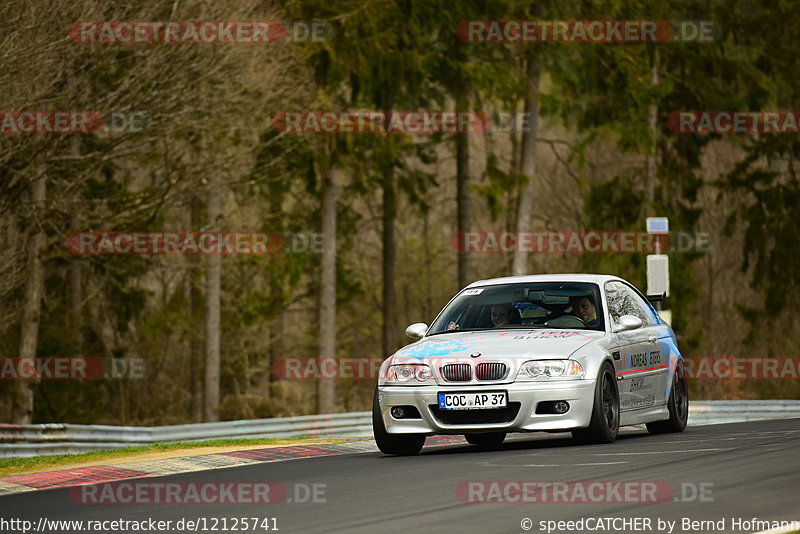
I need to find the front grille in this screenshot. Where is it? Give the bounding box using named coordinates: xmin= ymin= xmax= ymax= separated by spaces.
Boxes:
xmin=476 ymin=362 xmax=507 ymax=381
xmin=441 ymin=363 xmax=472 ymax=381
xmin=428 ymin=402 xmax=521 ymax=425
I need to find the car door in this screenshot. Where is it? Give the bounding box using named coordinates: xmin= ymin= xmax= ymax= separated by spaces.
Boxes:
xmin=605 ymin=281 xmax=658 ymax=411
xmin=622 ymin=283 xmax=671 ymax=407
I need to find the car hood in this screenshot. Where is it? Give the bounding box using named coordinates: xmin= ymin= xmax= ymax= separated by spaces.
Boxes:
xmin=391 ymin=329 xmax=605 ymax=363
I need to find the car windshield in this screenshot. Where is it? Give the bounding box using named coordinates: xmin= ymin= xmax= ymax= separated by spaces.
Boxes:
xmin=429 ymin=282 xmax=604 ymax=334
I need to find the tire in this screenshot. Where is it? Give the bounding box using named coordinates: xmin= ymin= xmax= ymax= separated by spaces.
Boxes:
xmin=372 ymin=388 xmax=425 ymax=455
xmin=465 ymin=432 xmax=506 ymax=449
xmin=572 ymin=361 xmax=619 ymax=444
xmin=646 ymin=362 xmax=689 ymax=434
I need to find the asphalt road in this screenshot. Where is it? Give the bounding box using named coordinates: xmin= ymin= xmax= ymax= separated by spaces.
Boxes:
xmin=3 ymin=418 xmax=799 ymax=534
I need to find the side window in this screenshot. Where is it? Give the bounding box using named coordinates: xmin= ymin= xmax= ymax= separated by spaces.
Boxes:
xmin=623 ymin=285 xmax=658 ymax=326
xmin=605 ymin=282 xmax=632 ymax=323
xmin=606 ymin=282 xmax=656 ymax=326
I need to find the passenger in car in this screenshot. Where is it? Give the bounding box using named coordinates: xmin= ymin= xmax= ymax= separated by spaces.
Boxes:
xmin=569 ymin=295 xmax=599 ymax=327
xmin=490 ymin=304 xmax=519 ymax=327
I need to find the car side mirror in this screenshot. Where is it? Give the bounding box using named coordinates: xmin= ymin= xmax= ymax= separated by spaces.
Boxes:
xmin=613 ymin=315 xmax=643 ymax=333
xmin=405 ymin=323 xmax=428 ymax=339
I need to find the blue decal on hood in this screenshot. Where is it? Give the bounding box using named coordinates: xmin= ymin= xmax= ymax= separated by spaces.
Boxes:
xmin=395 ymin=340 xmax=471 ymax=360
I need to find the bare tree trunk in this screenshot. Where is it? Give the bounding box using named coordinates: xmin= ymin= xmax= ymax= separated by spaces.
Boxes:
xmin=268 ymin=296 xmax=283 ymax=390
xmin=511 ymin=105 xmax=523 ymax=178
xmin=266 ymin=173 xmax=286 ymax=393
xmin=512 ymin=56 xmax=541 ymax=276
xmin=69 ymin=238 xmax=82 ymax=343
xmin=317 ymin=168 xmax=338 ymax=413
xmin=204 ymin=176 xmax=222 ymax=422
xmin=456 ymin=94 xmax=471 ymax=289
xmin=69 ymin=136 xmax=83 ymax=352
xmin=189 ymin=273 xmax=203 ymax=422
xmin=382 ymin=164 xmax=397 ymax=356
xmin=382 ymin=95 xmax=398 ymax=357
xmin=189 ymin=195 xmax=203 ymax=422
xmin=646 ymin=48 xmax=660 ymax=211
xmin=507 ymin=105 xmax=522 ymax=274
xmin=12 ymin=172 xmax=46 ymax=424
xmin=423 ymin=211 xmax=433 ymax=320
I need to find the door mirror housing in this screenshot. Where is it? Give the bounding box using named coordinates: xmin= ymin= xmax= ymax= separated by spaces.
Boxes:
xmin=613 ymin=315 xmax=643 ymax=333
xmin=405 ymin=323 xmax=428 ymax=339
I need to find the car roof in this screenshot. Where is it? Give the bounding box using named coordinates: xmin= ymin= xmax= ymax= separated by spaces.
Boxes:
xmin=465 ymin=273 xmax=625 ymax=289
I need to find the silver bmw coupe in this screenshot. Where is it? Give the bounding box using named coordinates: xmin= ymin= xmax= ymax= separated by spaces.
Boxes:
xmin=373 ymin=274 xmax=688 ymax=455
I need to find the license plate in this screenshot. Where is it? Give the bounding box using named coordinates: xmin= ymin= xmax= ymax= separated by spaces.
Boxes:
xmin=438 ymin=391 xmax=507 ymax=410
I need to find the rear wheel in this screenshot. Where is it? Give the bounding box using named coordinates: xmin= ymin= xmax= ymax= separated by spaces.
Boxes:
xmin=465 ymin=432 xmax=506 ymax=450
xmin=572 ymin=362 xmax=619 ymax=444
xmin=646 ymin=362 xmax=689 ymax=434
xmin=372 ymin=388 xmax=425 ymax=455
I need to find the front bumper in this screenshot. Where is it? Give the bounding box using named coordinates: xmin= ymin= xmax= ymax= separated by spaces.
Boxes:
xmin=377 ymin=380 xmax=596 ymax=434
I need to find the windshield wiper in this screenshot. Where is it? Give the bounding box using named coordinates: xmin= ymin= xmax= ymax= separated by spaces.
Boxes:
xmin=427 ymin=327 xmax=494 ymax=336
xmin=539 ymin=325 xmax=602 ymax=330
xmin=495 ymin=324 xmax=548 ymax=329
xmin=429 ymin=325 xmax=551 ymax=335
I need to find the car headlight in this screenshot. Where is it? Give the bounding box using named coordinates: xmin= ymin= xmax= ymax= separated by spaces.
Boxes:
xmin=385 ymin=364 xmax=434 ymax=384
xmin=517 ymin=360 xmax=584 ymax=380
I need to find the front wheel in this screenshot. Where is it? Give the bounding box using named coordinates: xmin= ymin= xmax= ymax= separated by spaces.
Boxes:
xmin=465 ymin=432 xmax=506 ymax=450
xmin=646 ymin=362 xmax=689 ymax=434
xmin=572 ymin=362 xmax=619 ymax=444
xmin=372 ymin=388 xmax=425 ymax=455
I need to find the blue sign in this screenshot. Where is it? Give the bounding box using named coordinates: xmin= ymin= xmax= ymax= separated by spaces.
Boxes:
xmin=646 ymin=217 xmax=669 ymax=234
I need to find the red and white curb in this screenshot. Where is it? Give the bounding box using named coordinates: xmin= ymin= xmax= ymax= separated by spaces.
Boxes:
xmin=0 ymin=436 xmax=467 ymax=497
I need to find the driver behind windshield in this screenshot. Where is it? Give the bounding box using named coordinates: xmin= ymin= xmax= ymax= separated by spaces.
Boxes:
xmin=448 ymin=304 xmax=519 ymax=330
xmin=569 ymin=295 xmax=599 ymax=327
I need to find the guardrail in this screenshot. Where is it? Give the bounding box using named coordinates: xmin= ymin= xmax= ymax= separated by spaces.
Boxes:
xmin=0 ymin=412 xmax=372 ymax=458
xmin=688 ymin=400 xmax=800 ymax=425
xmin=1 ymin=401 xmax=798 ymax=458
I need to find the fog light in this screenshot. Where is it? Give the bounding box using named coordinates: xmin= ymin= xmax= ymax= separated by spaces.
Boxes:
xmin=390 ymin=405 xmax=422 ymax=419
xmin=554 ymin=401 xmax=570 ymax=414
